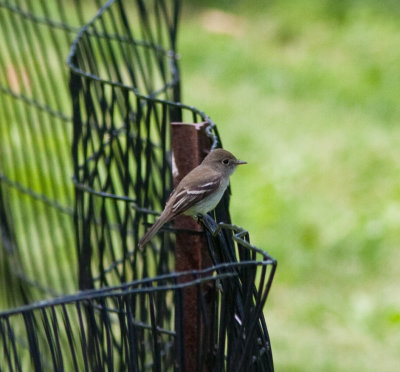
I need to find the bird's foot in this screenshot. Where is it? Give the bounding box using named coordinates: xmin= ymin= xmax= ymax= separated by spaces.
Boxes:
xmin=194 ymin=214 xmax=204 ymax=222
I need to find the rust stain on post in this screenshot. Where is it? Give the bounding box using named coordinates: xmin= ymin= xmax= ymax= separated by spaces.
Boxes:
xmin=171 ymin=121 xmax=215 ymax=371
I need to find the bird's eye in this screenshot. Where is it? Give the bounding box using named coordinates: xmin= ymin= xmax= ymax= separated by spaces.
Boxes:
xmin=222 ymin=159 xmax=229 ymax=164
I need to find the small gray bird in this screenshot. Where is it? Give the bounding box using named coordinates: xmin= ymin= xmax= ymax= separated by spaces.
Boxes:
xmin=138 ymin=148 xmax=246 ymax=248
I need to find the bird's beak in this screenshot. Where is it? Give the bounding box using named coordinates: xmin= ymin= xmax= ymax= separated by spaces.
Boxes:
xmin=235 ymin=160 xmax=247 ymax=165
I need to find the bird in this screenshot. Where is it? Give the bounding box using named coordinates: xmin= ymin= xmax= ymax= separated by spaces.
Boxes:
xmin=138 ymin=148 xmax=246 ymax=248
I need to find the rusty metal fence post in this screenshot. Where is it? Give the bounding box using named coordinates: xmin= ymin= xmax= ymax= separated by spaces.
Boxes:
xmin=171 ymin=122 xmax=215 ymax=371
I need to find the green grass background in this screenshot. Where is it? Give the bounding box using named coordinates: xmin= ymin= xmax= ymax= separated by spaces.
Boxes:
xmin=179 ymin=1 xmax=400 ymax=371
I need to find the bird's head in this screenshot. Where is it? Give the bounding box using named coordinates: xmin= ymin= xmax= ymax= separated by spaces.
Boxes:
xmin=202 ymin=148 xmax=247 ymax=175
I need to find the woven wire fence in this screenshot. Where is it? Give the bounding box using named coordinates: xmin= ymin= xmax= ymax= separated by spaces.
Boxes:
xmin=0 ymin=219 xmax=275 ymax=371
xmin=0 ymin=0 xmax=277 ymax=370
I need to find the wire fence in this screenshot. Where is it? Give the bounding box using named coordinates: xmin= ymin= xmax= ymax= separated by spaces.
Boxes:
xmin=0 ymin=0 xmax=106 ymax=305
xmin=0 ymin=0 xmax=277 ymax=370
xmin=0 ymin=216 xmax=275 ymax=371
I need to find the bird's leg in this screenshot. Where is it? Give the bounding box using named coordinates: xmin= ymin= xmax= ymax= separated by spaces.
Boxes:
xmin=193 ymin=213 xmax=204 ymax=222
xmin=192 ymin=214 xmax=207 ymax=233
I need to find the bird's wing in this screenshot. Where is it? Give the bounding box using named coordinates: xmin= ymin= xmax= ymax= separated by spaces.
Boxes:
xmin=170 ymin=174 xmax=221 ymax=216
xmin=138 ymin=171 xmax=220 ymax=248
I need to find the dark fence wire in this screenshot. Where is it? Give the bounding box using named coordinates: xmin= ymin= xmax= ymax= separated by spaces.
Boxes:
xmin=0 ymin=218 xmax=276 ymax=371
xmin=0 ymin=0 xmax=276 ymax=370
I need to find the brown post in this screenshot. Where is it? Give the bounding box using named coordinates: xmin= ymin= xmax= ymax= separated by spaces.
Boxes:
xmin=171 ymin=122 xmax=215 ymax=372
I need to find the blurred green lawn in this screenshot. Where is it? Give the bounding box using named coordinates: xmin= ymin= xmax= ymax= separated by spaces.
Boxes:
xmin=179 ymin=1 xmax=400 ymax=371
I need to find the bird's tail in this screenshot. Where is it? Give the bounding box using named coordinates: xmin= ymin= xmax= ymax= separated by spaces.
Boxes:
xmin=138 ymin=213 xmax=170 ymax=248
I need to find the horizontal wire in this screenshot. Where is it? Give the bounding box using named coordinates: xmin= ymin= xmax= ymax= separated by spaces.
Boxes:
xmin=0 ymin=171 xmax=74 ymax=216
xmin=0 ymin=85 xmax=72 ymax=123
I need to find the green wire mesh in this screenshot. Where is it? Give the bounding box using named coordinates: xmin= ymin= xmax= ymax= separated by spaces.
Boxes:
xmin=0 ymin=220 xmax=275 ymax=371
xmin=0 ymin=0 xmax=81 ymax=304
xmin=0 ymin=0 xmax=276 ymax=370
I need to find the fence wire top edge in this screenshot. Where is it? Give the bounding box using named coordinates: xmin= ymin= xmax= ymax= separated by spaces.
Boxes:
xmin=0 ymin=256 xmax=275 ymax=317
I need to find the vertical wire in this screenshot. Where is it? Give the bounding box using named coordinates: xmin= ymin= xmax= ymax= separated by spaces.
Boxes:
xmin=0 ymin=4 xmax=48 ymax=291
xmin=6 ymin=0 xmax=74 ymax=293
xmin=61 ymin=304 xmax=80 ymax=372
